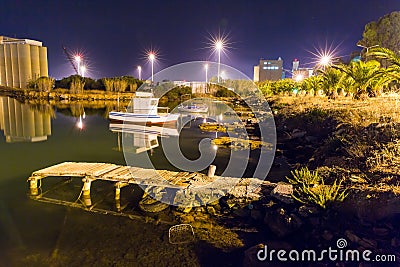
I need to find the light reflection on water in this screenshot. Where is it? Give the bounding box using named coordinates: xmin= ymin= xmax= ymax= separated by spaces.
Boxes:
xmin=0 ymin=96 xmax=261 ymax=266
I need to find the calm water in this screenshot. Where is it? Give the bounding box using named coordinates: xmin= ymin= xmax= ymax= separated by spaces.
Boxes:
xmin=0 ymin=96 xmax=269 ymax=266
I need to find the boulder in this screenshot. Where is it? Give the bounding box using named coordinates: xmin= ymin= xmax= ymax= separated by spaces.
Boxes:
xmin=264 ymin=209 xmax=303 ymax=237
xmin=271 ymin=183 xmax=294 ymax=204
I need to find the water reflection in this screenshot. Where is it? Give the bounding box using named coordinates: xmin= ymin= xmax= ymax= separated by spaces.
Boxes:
xmin=110 ymin=123 xmax=179 ymax=154
xmin=0 ymin=96 xmax=52 ymax=142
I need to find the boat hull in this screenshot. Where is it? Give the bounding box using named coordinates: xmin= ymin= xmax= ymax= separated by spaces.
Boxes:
xmin=109 ymin=111 xmax=180 ymax=126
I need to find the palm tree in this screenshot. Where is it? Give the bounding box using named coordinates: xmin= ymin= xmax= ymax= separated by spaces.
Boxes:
xmin=318 ymin=67 xmax=343 ymax=98
xmin=301 ymin=75 xmax=323 ymax=96
xmin=367 ymin=47 xmax=400 ymax=81
xmin=332 ymin=60 xmax=386 ymax=99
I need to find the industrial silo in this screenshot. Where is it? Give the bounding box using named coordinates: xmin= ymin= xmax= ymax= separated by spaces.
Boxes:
xmin=0 ymin=47 xmax=6 ymax=86
xmin=30 ymin=45 xmax=40 ymax=81
xmin=4 ymin=45 xmax=13 ymax=87
xmin=39 ymin=46 xmax=48 ymax=77
xmin=17 ymin=43 xmax=32 ymax=89
xmin=10 ymin=44 xmax=20 ymax=88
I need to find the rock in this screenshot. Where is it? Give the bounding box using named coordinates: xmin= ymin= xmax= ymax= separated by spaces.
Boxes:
xmin=264 ymin=209 xmax=303 ymax=237
xmin=305 ymin=135 xmax=319 ymax=143
xmin=271 ymin=183 xmax=293 ymax=204
xmin=206 ymin=206 xmax=216 ymax=216
xmin=345 ymin=230 xmax=377 ymax=249
xmin=233 ymin=207 xmax=250 ymax=218
xmin=298 ymin=205 xmax=320 ymax=217
xmin=291 ymin=129 xmax=307 ymax=139
xmin=372 ymin=227 xmax=389 ymax=237
xmin=391 ymin=237 xmax=400 ymax=248
xmin=250 ymin=209 xmax=263 ymax=221
xmin=322 ymin=230 xmax=333 ymax=241
xmin=345 ymin=230 xmax=361 ymax=243
xmin=358 ymin=238 xmax=377 ymax=250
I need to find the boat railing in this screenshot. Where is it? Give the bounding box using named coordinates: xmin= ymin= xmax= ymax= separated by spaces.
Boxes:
xmin=123 ymin=107 xmax=170 ymax=113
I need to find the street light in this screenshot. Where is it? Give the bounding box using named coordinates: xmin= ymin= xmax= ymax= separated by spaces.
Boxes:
xmin=204 ymin=63 xmax=208 ymax=92
xmin=80 ymin=65 xmax=86 ymax=78
xmin=214 ymin=40 xmax=224 ymax=83
xmin=357 ymin=44 xmax=379 ymax=53
xmin=74 ymin=55 xmax=81 ymax=76
xmin=137 ymin=66 xmax=142 ymax=80
xmin=148 ymin=53 xmax=156 ymax=82
xmin=319 ymin=55 xmax=332 ymax=67
xmin=357 ymin=44 xmax=379 ymax=60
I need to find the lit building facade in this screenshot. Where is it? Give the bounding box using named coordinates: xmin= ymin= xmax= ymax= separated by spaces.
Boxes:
xmin=253 ymin=58 xmax=283 ymax=82
xmin=0 ymin=36 xmax=48 ymax=89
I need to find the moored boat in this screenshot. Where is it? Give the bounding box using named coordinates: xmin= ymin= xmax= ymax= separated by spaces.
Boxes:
xmin=109 ymin=91 xmax=180 ymax=126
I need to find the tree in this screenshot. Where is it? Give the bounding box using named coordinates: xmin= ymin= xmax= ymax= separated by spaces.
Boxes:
xmin=333 ymin=60 xmax=386 ymax=99
xmin=318 ymin=67 xmax=343 ymax=97
xmin=301 ymin=75 xmax=323 ymax=96
xmin=28 ymin=76 xmax=55 ymax=92
xmin=70 ymin=76 xmax=85 ymax=94
xmin=358 ymin=11 xmax=400 ymax=52
xmin=368 ymin=47 xmax=400 ymax=89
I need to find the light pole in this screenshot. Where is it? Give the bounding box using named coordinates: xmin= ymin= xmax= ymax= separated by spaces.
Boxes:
xmin=204 ymin=63 xmax=208 ymax=93
xmin=148 ymin=53 xmax=155 ymax=82
xmin=137 ymin=66 xmax=142 ymax=80
xmin=215 ymin=40 xmax=223 ymax=83
xmin=80 ymin=65 xmax=86 ymax=78
xmin=75 ymin=55 xmax=81 ymax=76
xmin=357 ymin=44 xmax=379 ymax=53
xmin=357 ymin=44 xmax=379 ymax=60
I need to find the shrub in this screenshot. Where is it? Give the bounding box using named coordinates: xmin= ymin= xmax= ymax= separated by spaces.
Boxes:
xmin=287 ymin=167 xmax=348 ymax=209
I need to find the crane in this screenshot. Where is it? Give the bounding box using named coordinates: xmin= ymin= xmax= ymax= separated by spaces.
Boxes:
xmin=62 ymin=45 xmax=79 ymax=75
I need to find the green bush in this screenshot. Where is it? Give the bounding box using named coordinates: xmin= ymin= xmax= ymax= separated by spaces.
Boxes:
xmin=287 ymin=167 xmax=348 ymax=209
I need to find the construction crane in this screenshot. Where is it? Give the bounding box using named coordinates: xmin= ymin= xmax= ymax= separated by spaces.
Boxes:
xmin=62 ymin=45 xmax=79 ymax=75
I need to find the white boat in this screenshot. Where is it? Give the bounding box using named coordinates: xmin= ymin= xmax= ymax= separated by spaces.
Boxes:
xmin=177 ymin=103 xmax=208 ymax=113
xmin=109 ymin=92 xmax=180 ymax=126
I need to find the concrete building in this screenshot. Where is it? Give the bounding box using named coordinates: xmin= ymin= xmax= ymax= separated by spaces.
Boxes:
xmin=253 ymin=57 xmax=283 ymax=82
xmin=0 ymin=97 xmax=51 ymax=142
xmin=0 ymin=36 xmax=48 ymax=89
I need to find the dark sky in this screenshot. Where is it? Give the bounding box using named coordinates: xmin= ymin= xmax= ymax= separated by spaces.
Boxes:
xmin=1 ymin=0 xmax=399 ymax=80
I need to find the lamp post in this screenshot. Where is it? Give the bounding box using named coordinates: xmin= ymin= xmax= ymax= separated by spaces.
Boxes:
xmin=357 ymin=44 xmax=379 ymax=53
xmin=204 ymin=63 xmax=208 ymax=93
xmin=215 ymin=40 xmax=223 ymax=83
xmin=137 ymin=66 xmax=142 ymax=80
xmin=357 ymin=44 xmax=379 ymax=60
xmin=80 ymin=65 xmax=86 ymax=78
xmin=148 ymin=53 xmax=155 ymax=82
xmin=75 ymin=55 xmax=81 ymax=76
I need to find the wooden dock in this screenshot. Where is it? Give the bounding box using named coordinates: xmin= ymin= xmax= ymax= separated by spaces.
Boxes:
xmin=28 ymin=162 xmax=267 ymax=204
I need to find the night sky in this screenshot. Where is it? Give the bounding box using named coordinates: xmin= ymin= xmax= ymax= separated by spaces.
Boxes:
xmin=1 ymin=0 xmax=399 ymax=80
